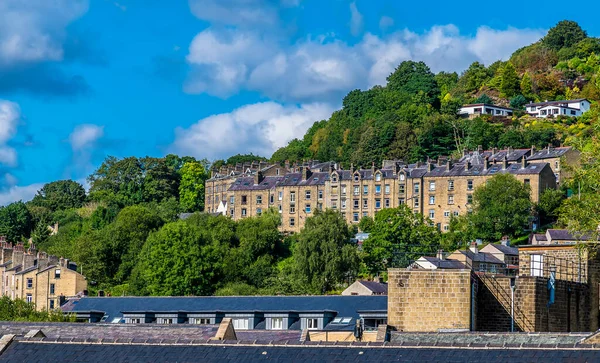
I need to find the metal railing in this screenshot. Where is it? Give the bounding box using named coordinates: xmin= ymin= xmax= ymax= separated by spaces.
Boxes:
xmin=522 ymin=253 xmax=587 ymax=283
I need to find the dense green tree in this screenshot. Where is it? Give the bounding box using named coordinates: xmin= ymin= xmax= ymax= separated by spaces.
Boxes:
xmin=112 ymin=206 xmax=164 ymax=283
xmin=362 ymin=206 xmax=441 ymax=276
xmin=475 ymin=94 xmax=493 ymax=104
xmin=358 ymin=216 xmax=374 ymax=233
xmin=520 ymin=72 xmax=534 ymax=99
xmin=559 ymin=137 xmax=600 ymax=240
xmin=386 ymin=61 xmax=440 ymax=106
xmin=30 ymin=180 xmax=86 ymax=212
xmin=435 ymin=71 xmax=459 ymax=98
xmin=461 ymin=62 xmax=492 ymax=92
xmin=510 ymin=95 xmax=528 ymax=109
xmin=470 ymin=173 xmax=532 ymax=241
xmin=543 ymin=20 xmax=588 ymax=51
xmin=294 ymin=210 xmax=359 ymax=293
xmin=131 ymin=221 xmax=227 ymax=296
xmin=500 ymin=62 xmax=521 ymax=98
xmin=179 ymin=161 xmax=209 ymax=212
xmin=0 ymin=202 xmax=33 ymax=242
xmin=536 ymin=188 xmax=565 ymax=226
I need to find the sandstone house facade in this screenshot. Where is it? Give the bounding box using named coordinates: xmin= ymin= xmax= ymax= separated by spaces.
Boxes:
xmin=0 ymin=239 xmax=87 ymax=311
xmin=205 ymin=147 xmax=566 ymax=233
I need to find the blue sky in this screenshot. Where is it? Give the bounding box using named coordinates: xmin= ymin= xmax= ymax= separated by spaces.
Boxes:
xmin=0 ymin=0 xmax=598 ymax=205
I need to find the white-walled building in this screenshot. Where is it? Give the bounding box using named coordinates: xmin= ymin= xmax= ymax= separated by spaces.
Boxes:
xmin=526 ymin=99 xmax=591 ymax=118
xmin=459 ymin=103 xmax=515 ymax=118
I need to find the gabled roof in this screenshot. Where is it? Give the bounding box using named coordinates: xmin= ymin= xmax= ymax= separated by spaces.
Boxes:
xmin=461 ymin=103 xmax=515 ymax=111
xmin=420 ymin=256 xmax=466 ymax=269
xmin=456 ymin=250 xmax=505 ymax=264
xmin=15 ymin=265 xmax=38 ymax=275
xmin=424 ymin=161 xmax=549 ymax=178
xmin=357 ymin=280 xmax=388 ymax=294
xmin=482 ymin=243 xmax=518 ymax=256
xmin=228 ymin=176 xmax=284 ymax=191
xmin=527 ymin=147 xmax=572 ymax=160
xmin=527 ymin=98 xmax=589 ymax=107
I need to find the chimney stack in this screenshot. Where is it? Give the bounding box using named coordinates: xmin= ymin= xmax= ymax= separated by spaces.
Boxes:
xmin=437 ymin=249 xmax=445 ymax=260
xmin=502 ymin=155 xmax=508 ymax=170
xmin=470 ymin=242 xmax=479 ymax=254
xmin=521 ymin=156 xmax=528 ymax=169
xmin=530 ymin=145 xmax=535 ymax=155
xmin=446 ymin=160 xmax=453 ymax=171
xmin=484 ymin=156 xmax=490 ymax=171
xmin=464 ymin=161 xmax=470 ymax=171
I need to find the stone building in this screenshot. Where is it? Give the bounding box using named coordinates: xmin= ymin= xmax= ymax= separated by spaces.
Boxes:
xmin=0 ymin=240 xmax=87 ymax=311
xmin=204 ymin=154 xmax=557 ymax=233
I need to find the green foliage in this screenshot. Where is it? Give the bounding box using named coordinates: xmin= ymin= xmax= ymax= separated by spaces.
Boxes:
xmin=215 ymin=282 xmax=258 ymax=296
xmin=358 ymin=216 xmax=374 ymax=233
xmin=510 ymin=95 xmax=528 ymax=109
xmin=543 ymin=20 xmax=588 ymax=51
xmin=474 ymin=94 xmax=493 ymax=104
xmin=294 ymin=210 xmax=359 ymax=293
xmin=386 ymin=61 xmax=440 ymax=106
xmin=0 ymin=202 xmax=32 ymax=242
xmin=500 ymin=62 xmax=521 ymax=98
xmin=470 ymin=174 xmax=532 ymax=241
xmin=536 ymin=188 xmax=565 ymax=226
xmin=559 ymin=136 xmax=600 ymax=239
xmin=179 ymin=161 xmax=208 ymax=212
xmin=131 ymin=220 xmax=227 ymax=296
xmin=362 ymin=206 xmax=441 ymax=275
xmin=30 ymin=180 xmax=86 ymax=212
xmin=461 ymin=62 xmax=492 ymax=92
xmin=0 ymin=296 xmax=75 ymax=321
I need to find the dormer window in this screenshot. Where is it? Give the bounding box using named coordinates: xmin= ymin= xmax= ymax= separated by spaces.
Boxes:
xmin=354 ymin=174 xmax=360 ymax=182
xmin=399 ymin=174 xmax=405 ymax=181
xmin=375 ymin=173 xmax=381 ymax=181
xmin=332 ymin=174 xmax=338 ymax=182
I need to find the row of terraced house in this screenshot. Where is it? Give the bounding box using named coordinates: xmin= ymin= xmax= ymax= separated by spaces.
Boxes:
xmin=0 ymin=238 xmax=87 ymax=311
xmin=205 ymin=146 xmax=578 ymax=233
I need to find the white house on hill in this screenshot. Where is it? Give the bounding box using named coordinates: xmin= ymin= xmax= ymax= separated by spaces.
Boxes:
xmin=459 ymin=103 xmax=515 ymax=118
xmin=526 ymin=99 xmax=590 ymax=118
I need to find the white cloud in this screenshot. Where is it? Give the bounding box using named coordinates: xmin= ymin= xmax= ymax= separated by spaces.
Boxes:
xmin=0 ymin=0 xmax=88 ymax=66
xmin=0 ymin=100 xmax=20 ymax=166
xmin=379 ymin=16 xmax=394 ymax=31
xmin=468 ymin=26 xmax=546 ymax=66
xmin=188 ymin=0 xmax=300 ymax=28
xmin=184 ymin=24 xmax=545 ymax=103
xmin=69 ymin=124 xmax=104 ymax=151
xmin=0 ymin=182 xmax=43 ymax=206
xmin=349 ymin=2 xmax=364 ymax=36
xmin=170 ymin=101 xmax=334 ymax=160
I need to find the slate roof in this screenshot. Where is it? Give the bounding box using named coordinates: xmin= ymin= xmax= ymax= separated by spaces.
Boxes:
xmin=389 ymin=331 xmax=589 ymax=345
xmin=228 ymin=176 xmax=284 ymax=191
xmin=527 ymin=98 xmax=589 ymax=107
xmin=484 ymin=243 xmax=518 ymax=256
xmin=527 ymin=147 xmax=572 ymax=161
xmin=0 ymin=321 xmax=219 ymax=341
xmin=420 ymin=257 xmax=467 ymax=269
xmin=15 ymin=265 xmax=37 ymax=275
xmin=547 ymin=229 xmax=594 ymax=241
xmin=461 ymin=103 xmax=515 ymax=110
xmin=424 ymin=162 xmax=548 ymax=178
xmin=534 ymin=233 xmax=548 ymax=242
xmin=3 ymin=339 xmax=600 ymax=362
xmin=64 ymin=296 xmax=387 ymax=328
xmin=277 ymin=172 xmax=328 ymax=186
xmin=456 ymin=250 xmax=505 ymax=265
xmin=357 ymin=281 xmax=388 ymax=294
